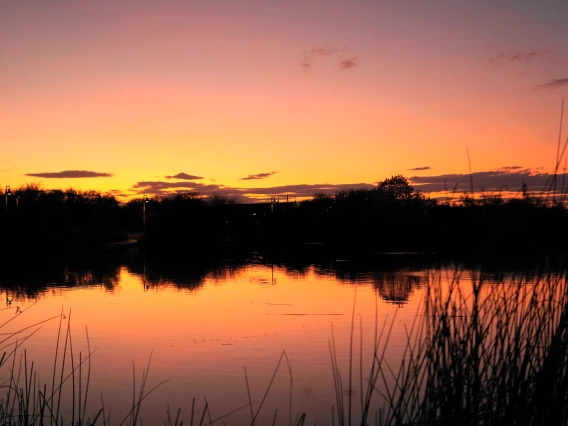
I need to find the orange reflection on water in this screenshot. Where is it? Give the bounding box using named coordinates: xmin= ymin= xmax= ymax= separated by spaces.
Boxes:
xmin=1 ymin=261 xmax=435 ymax=424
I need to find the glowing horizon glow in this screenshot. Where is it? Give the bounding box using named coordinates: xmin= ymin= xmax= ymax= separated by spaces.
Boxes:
xmin=2 ymin=1 xmax=568 ymax=202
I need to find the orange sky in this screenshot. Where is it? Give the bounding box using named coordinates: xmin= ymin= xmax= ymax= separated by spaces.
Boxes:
xmin=2 ymin=1 xmax=568 ymax=201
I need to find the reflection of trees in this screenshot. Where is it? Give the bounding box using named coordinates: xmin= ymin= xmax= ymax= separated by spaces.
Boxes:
xmin=62 ymin=267 xmax=120 ymax=292
xmin=0 ymin=251 xmax=124 ymax=299
xmin=125 ymin=253 xmax=245 ymax=291
xmin=208 ymin=265 xmax=241 ymax=283
xmin=311 ymin=256 xmax=438 ymax=304
xmin=251 ymin=256 xmax=431 ymax=304
xmin=141 ymin=267 xmax=207 ymax=291
xmin=240 ymin=254 xmax=313 ymax=279
xmin=127 ymin=263 xmax=208 ymax=291
xmin=321 ymin=257 xmax=430 ymax=304
xmin=1 ymin=248 xmax=556 ymax=303
xmin=371 ymin=273 xmax=424 ymax=304
xmin=279 ymin=263 xmax=311 ymax=278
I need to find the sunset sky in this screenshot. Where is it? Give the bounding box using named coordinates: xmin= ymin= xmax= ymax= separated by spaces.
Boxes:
xmin=2 ymin=0 xmax=568 ymax=202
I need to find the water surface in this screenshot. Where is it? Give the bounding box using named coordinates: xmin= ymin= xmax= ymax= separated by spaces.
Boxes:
xmin=0 ymin=252 xmax=538 ymax=424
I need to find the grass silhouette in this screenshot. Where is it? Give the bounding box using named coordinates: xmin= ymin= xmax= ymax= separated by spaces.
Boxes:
xmin=326 ymin=263 xmax=568 ymax=425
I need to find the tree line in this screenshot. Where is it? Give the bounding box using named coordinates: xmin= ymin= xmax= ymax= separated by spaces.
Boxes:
xmin=2 ymin=176 xmax=567 ymax=257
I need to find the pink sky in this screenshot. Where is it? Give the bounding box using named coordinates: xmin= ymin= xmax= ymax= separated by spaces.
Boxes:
xmin=2 ymin=0 xmax=567 ymax=201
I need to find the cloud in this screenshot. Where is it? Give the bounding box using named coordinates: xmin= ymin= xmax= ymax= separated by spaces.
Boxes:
xmin=409 ymin=166 xmax=431 ymax=171
xmin=300 ymin=60 xmax=312 ymax=72
xmin=313 ymin=47 xmax=340 ymax=56
xmin=132 ymin=168 xmax=568 ymax=204
xmin=25 ymin=170 xmax=113 ymax=179
xmin=165 ymin=173 xmax=203 ymax=180
xmin=130 ymin=179 xmax=375 ymax=202
xmin=108 ymin=189 xmax=131 ymax=198
xmin=534 ymin=78 xmax=568 ymax=90
xmin=131 ymin=180 xmax=252 ymax=201
xmin=240 ymin=171 xmax=277 ymax=181
xmin=339 ymin=57 xmax=358 ymax=70
xmin=237 ymin=183 xmax=376 ymax=200
xmin=409 ymin=168 xmax=553 ymax=194
xmin=300 ymin=46 xmax=349 ymax=72
xmin=133 ymin=181 xmax=219 ymax=192
xmin=488 ymin=49 xmax=552 ymax=64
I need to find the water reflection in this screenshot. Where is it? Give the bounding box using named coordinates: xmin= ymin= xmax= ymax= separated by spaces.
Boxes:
xmin=0 ymin=249 xmax=566 ymax=425
xmin=127 ymin=254 xmax=435 ymax=305
xmin=0 ymin=249 xmax=561 ymax=304
xmin=0 ymin=253 xmax=123 ymax=298
xmin=63 ymin=267 xmax=120 ymax=291
xmin=372 ymin=273 xmax=424 ymax=304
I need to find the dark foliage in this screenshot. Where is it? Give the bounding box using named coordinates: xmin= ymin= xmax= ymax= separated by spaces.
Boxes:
xmin=2 ymin=176 xmax=568 ymax=257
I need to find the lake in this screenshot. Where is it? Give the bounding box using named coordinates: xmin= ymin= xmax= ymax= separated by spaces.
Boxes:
xmin=0 ymin=250 xmax=563 ymax=425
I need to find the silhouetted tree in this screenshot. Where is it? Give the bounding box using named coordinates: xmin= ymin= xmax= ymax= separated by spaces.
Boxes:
xmin=375 ymin=175 xmax=424 ymax=204
xmin=208 ymin=194 xmax=238 ymax=207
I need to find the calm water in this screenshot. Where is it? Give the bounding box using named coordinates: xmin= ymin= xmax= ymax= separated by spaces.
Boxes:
xmin=0 ymin=252 xmax=543 ymax=425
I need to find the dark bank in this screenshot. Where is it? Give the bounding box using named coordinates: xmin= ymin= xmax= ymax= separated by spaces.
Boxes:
xmin=2 ymin=176 xmax=568 ymax=260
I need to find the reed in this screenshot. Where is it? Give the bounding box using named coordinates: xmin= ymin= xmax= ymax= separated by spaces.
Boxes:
xmin=0 ymin=307 xmax=101 ymax=425
xmin=0 ymin=307 xmax=175 ymax=426
xmin=327 ymin=262 xmax=568 ymax=425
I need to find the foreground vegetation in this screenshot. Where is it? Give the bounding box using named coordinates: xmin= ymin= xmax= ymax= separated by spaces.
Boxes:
xmin=353 ymin=264 xmax=568 ymax=425
xmin=2 ymin=259 xmax=568 ymax=424
xmin=2 ymin=176 xmax=568 ymax=257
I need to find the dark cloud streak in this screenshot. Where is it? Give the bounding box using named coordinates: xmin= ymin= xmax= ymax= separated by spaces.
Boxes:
xmin=165 ymin=173 xmax=203 ymax=180
xmin=130 ymin=179 xmax=375 ymax=202
xmin=131 ymin=168 xmax=561 ymax=204
xmin=131 ymin=180 xmax=251 ymax=201
xmin=242 ymin=183 xmax=375 ymax=197
xmin=488 ymin=49 xmax=552 ymax=64
xmin=25 ymin=170 xmax=113 ymax=179
xmin=534 ymin=78 xmax=568 ymax=90
xmin=311 ymin=47 xmax=340 ymax=57
xmin=240 ymin=171 xmax=277 ymax=181
xmin=133 ymin=181 xmax=218 ymax=191
xmin=339 ymin=57 xmax=358 ymax=69
xmin=410 ymin=168 xmax=551 ymax=194
xmin=300 ymin=46 xmax=353 ymax=72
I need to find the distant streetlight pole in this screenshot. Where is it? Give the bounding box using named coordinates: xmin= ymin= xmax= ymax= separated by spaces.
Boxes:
xmin=143 ymin=194 xmax=149 ymax=233
xmin=5 ymin=186 xmax=11 ymax=213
